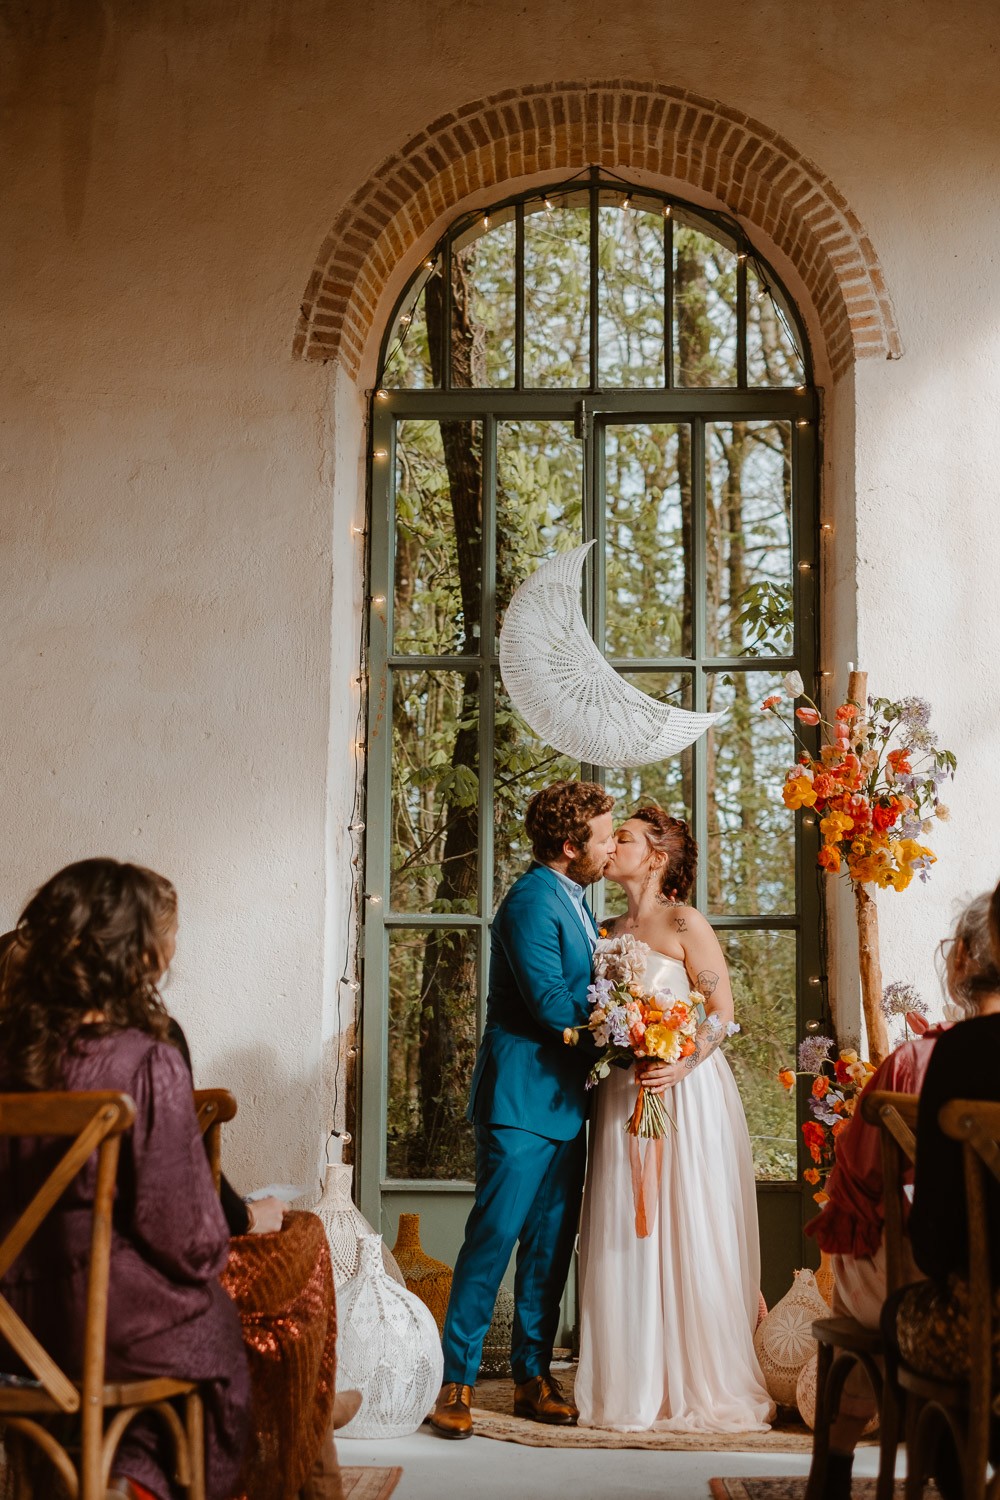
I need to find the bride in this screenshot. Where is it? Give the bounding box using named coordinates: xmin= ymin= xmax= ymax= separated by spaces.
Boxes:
xmin=575 ymin=803 xmax=773 ymax=1433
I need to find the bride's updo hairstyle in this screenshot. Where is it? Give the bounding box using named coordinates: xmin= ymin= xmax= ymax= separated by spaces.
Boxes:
xmin=631 ymin=804 xmax=698 ymax=905
xmin=0 ymin=858 xmax=176 ymax=1089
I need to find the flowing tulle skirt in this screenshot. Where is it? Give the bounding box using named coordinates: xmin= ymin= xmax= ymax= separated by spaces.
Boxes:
xmin=576 ymin=1015 xmax=773 ymax=1433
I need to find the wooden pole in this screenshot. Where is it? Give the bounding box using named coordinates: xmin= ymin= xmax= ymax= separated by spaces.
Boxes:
xmin=846 ymin=668 xmax=890 ymax=1065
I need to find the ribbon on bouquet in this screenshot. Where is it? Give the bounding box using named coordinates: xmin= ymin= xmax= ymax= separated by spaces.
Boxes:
xmin=626 ymin=1088 xmax=664 ymax=1238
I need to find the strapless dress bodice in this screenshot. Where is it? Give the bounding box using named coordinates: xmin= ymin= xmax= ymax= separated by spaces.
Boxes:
xmin=641 ymin=949 xmax=689 ymax=993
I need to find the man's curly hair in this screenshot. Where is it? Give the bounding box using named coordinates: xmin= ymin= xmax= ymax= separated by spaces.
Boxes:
xmin=524 ymin=780 xmax=614 ymax=863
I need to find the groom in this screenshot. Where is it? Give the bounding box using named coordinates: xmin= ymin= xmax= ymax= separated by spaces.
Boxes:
xmin=429 ymin=780 xmax=616 ymax=1439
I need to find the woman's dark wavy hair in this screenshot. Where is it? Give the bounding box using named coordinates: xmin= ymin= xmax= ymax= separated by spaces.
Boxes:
xmin=0 ymin=858 xmax=177 ymax=1089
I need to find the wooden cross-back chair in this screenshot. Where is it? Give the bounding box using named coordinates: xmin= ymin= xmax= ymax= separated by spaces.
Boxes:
xmin=805 ymin=1089 xmax=920 ymax=1500
xmin=899 ymin=1098 xmax=1000 ymax=1500
xmin=0 ymin=1085 xmax=238 ymax=1500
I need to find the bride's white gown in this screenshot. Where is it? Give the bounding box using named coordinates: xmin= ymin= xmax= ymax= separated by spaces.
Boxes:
xmin=575 ymin=951 xmax=773 ymax=1433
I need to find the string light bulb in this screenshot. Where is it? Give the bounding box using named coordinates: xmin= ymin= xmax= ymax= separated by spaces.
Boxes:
xmin=375 ymin=388 xmax=389 ymax=401
xmin=543 ymin=195 xmax=553 ymax=211
xmin=349 ymin=821 xmax=366 ymax=832
xmin=820 ymin=523 xmax=834 ymax=535
xmin=482 ymin=213 xmax=491 ymax=229
xmin=365 ymin=893 xmax=382 ymax=905
xmin=737 ymin=251 xmax=748 ymax=263
xmin=424 ymin=258 xmax=435 ymax=270
xmin=796 ymin=418 xmax=810 ymax=428
xmin=798 ymin=561 xmax=813 ymax=572
xmin=371 ymin=593 xmax=386 ymax=605
xmin=351 ymin=524 xmax=366 ymax=536
xmin=399 ymin=313 xmax=411 ymax=327
xmin=663 ymin=203 xmax=672 ymax=219
xmin=373 ymin=448 xmax=388 ymax=459
xmin=622 ymin=193 xmax=632 ymax=210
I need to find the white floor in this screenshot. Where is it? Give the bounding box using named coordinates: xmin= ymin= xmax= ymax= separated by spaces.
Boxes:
xmin=338 ymin=1427 xmax=892 ymax=1500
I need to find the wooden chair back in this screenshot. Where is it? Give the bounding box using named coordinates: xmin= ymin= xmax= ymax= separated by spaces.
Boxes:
xmin=0 ymin=1091 xmax=136 ymax=1416
xmin=938 ymin=1097 xmax=1000 ymax=1490
xmin=861 ymin=1089 xmax=919 ymax=1294
xmin=192 ymin=1088 xmax=238 ymax=1192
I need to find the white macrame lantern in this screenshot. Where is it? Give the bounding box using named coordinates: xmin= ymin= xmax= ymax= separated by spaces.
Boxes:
xmin=752 ymin=1267 xmax=829 ymax=1407
xmin=337 ymin=1233 xmax=443 ymax=1440
xmin=312 ymin=1163 xmax=404 ymax=1289
xmin=499 ymin=541 xmax=722 ymax=767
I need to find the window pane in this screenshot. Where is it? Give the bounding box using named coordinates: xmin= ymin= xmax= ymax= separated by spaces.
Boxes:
xmin=705 ymin=420 xmax=793 ymax=658
xmin=747 ymin=263 xmax=805 ymax=387
xmin=493 ymin=674 xmax=578 ymax=912
xmin=452 ymin=218 xmax=516 ymax=387
xmin=523 ymin=200 xmax=590 ymax=388
xmin=602 ymin=672 xmax=694 ymax=920
xmin=393 ymin=419 xmax=482 ymax=656
xmin=597 ymin=203 xmax=665 ymax=387
xmin=705 ymin=669 xmax=796 ymax=917
xmin=495 ymin=420 xmax=584 ymax=630
xmin=605 ymin=423 xmax=691 ymax=659
xmin=386 ymin=926 xmax=478 ymax=1181
xmin=673 ymin=224 xmax=737 ymax=386
xmin=390 ymin=669 xmax=479 ymax=915
xmin=382 ymin=280 xmax=436 ymax=389
xmin=721 ymin=928 xmax=797 ymax=1181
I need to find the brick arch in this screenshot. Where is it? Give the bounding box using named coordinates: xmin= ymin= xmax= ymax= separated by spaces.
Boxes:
xmin=295 ymin=81 xmax=901 ymax=381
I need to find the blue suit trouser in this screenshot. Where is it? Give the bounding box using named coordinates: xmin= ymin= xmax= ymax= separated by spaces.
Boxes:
xmin=440 ymin=1118 xmax=587 ymax=1386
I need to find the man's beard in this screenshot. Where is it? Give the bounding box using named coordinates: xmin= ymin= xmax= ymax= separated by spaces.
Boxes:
xmin=566 ymin=848 xmax=607 ymax=886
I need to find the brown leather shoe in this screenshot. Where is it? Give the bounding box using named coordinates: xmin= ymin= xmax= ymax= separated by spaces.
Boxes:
xmin=427 ymin=1381 xmax=474 ymax=1439
xmin=513 ymin=1371 xmax=578 ymax=1425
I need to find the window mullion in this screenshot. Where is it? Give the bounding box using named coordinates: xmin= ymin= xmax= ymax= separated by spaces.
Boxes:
xmin=691 ymin=417 xmax=710 ymax=915
xmin=479 ymin=415 xmax=498 ymax=1027
xmin=515 ymin=204 xmax=525 ymax=393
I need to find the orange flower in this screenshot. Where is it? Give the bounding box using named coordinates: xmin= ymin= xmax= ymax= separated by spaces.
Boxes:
xmin=778 ymin=1067 xmax=796 ymax=1091
xmin=795 ymin=706 xmax=821 ymax=725
xmin=813 ymin=1190 xmax=830 ymax=1206
xmin=811 ymin=1076 xmax=830 ymax=1099
xmin=680 ymin=1037 xmax=696 ymax=1058
xmin=783 ymin=775 xmax=817 ymax=811
xmin=802 ymin=1120 xmax=826 ymax=1163
xmin=761 ymin=694 xmax=782 ymax=711
xmin=887 ymin=747 xmax=913 ymax=776
xmin=803 ymin=1168 xmax=821 ymax=1185
xmin=835 ymin=703 xmax=859 ymax=722
xmin=817 ymin=845 xmax=841 ymax=873
xmin=832 ymin=1118 xmax=851 ymax=1138
xmin=834 ymin=1058 xmax=854 ymax=1085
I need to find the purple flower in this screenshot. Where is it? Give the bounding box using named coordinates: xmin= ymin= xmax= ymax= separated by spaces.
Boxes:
xmin=881 ymin=980 xmax=928 ymax=1021
xmin=798 ymin=1035 xmax=835 ymax=1073
xmin=899 ymin=696 xmax=932 ymax=730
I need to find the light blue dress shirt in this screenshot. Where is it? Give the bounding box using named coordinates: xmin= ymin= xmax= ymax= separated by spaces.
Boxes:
xmin=551 ymin=868 xmax=598 ymax=950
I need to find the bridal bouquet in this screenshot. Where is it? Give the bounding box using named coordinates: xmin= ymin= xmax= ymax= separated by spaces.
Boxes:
xmin=563 ymin=932 xmax=707 ymax=1139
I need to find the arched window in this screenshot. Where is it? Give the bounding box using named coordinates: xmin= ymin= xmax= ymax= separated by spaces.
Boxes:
xmin=361 ymin=174 xmax=821 ymax=1268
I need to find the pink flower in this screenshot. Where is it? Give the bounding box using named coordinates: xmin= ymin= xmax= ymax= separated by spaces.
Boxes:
xmin=761 ymin=694 xmax=782 ymax=712
xmin=795 ymin=707 xmax=821 ymax=725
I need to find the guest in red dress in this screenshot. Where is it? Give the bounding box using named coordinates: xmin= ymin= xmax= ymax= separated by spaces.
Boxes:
xmin=805 ymin=890 xmax=1000 ymax=1500
xmin=0 ymin=859 xmax=251 ymax=1500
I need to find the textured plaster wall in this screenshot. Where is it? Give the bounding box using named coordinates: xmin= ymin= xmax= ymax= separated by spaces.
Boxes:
xmin=2 ymin=1 xmax=999 ymax=1187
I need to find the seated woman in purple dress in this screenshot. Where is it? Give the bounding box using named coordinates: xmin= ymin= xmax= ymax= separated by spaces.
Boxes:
xmin=0 ymin=859 xmax=251 ymax=1500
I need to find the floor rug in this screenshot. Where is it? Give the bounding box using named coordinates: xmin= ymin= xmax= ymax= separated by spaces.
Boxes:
xmin=709 ymin=1483 xmax=926 ymax=1500
xmin=473 ymin=1377 xmax=818 ymax=1451
xmin=340 ymin=1467 xmax=403 ymax=1500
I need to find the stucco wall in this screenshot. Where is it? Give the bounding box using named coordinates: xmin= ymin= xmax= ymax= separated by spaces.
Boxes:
xmin=2 ymin=1 xmax=999 ymax=1186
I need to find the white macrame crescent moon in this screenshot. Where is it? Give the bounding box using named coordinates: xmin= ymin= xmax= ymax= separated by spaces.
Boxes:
xmin=499 ymin=541 xmax=723 ymax=768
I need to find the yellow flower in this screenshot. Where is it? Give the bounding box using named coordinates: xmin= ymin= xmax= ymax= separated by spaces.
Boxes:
xmin=820 ymin=809 xmax=854 ymax=844
xmin=783 ymin=775 xmax=817 ymax=811
xmin=643 ymin=1024 xmax=681 ymax=1063
xmin=563 ymin=1028 xmax=579 ymax=1047
xmin=839 ymin=1049 xmax=858 ymax=1064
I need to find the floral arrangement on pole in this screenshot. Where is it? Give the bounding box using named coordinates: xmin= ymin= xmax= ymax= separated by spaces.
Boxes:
xmin=778 ymin=1036 xmax=876 ymax=1202
xmin=761 ymin=668 xmax=956 ymax=1063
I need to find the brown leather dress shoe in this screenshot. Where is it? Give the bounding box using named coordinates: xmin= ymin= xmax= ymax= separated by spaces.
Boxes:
xmin=427 ymin=1381 xmax=474 ymax=1439
xmin=513 ymin=1371 xmax=579 ymax=1425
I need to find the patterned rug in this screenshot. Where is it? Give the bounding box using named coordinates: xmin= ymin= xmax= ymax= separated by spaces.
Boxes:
xmin=709 ymin=1483 xmax=918 ymax=1499
xmin=341 ymin=1467 xmax=402 ymax=1500
xmin=473 ymin=1377 xmax=818 ymax=1451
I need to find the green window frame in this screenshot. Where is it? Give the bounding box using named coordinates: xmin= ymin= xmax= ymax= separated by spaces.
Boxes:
xmin=359 ymin=175 xmax=824 ymax=1271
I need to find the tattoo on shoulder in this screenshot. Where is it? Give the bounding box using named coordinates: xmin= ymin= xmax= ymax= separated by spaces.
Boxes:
xmin=696 ymin=969 xmax=719 ymax=997
xmin=673 ymin=913 xmax=687 ymax=931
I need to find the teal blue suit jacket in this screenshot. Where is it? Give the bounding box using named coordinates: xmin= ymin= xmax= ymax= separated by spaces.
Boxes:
xmin=467 ymin=862 xmax=597 ymax=1141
